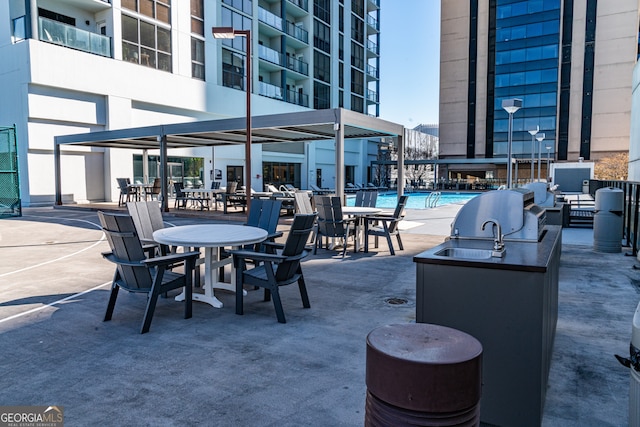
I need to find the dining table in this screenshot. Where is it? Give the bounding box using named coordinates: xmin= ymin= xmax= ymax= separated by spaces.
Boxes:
xmin=128 ymin=183 xmax=154 ymax=201
xmin=181 ymin=188 xmax=224 ymax=210
xmin=341 ymin=206 xmax=382 ymax=252
xmin=153 ymin=224 xmax=268 ymax=308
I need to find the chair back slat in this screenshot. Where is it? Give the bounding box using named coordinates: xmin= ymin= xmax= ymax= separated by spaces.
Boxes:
xmin=247 ymin=198 xmax=282 ymax=235
xmin=315 ymin=196 xmax=346 ymax=237
xmin=127 ymin=201 xmax=164 ymax=242
xmin=98 ymin=211 xmax=153 ymax=290
xmin=387 ymin=195 xmax=409 ymax=233
xmin=294 ymin=191 xmax=314 ymax=214
xmin=227 ymin=181 xmax=238 ymax=194
xmin=355 ymin=190 xmax=378 ymax=207
xmin=275 ymin=214 xmax=317 ymax=281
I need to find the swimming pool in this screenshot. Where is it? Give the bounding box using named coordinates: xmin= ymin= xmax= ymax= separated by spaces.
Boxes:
xmin=346 ymin=192 xmax=481 ymax=209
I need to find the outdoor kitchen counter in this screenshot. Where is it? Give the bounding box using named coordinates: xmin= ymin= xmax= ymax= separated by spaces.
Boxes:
xmin=413 ymin=225 xmax=562 ymax=427
xmin=413 ymin=224 xmax=562 ymax=272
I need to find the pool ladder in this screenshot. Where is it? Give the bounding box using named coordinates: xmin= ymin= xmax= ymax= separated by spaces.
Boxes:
xmin=425 ymin=191 xmax=441 ymax=208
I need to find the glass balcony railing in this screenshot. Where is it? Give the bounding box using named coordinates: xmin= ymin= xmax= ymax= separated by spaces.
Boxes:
xmin=285 ymin=21 xmax=308 ymax=44
xmin=39 ymin=17 xmax=111 ymax=57
xmin=259 ymin=81 xmax=284 ymax=100
xmin=367 ymin=89 xmax=379 ymax=103
xmin=258 ymin=45 xmax=282 ymax=66
xmin=285 ymin=89 xmax=309 ymax=107
xmin=286 ymin=55 xmax=309 ymax=75
xmin=367 ymin=15 xmax=379 ymax=31
xmin=366 ymin=64 xmax=378 ymax=79
xmin=258 ymin=7 xmax=283 ymax=31
xmin=287 ymin=0 xmax=308 ymax=10
xmin=367 ymin=39 xmax=379 ymax=55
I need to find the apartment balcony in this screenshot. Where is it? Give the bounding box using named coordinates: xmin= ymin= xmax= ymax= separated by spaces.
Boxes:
xmin=286 ymin=55 xmax=309 ymax=75
xmin=285 ymin=88 xmax=309 ymax=107
xmin=56 ymin=0 xmax=112 ymax=12
xmin=366 ymin=39 xmax=379 ymax=57
xmin=258 ymin=44 xmax=282 ymax=67
xmin=367 ymin=0 xmax=380 ymax=11
xmin=287 ymin=0 xmax=309 ymax=13
xmin=38 ymin=16 xmax=111 ymax=58
xmin=285 ymin=21 xmax=308 ymax=45
xmin=259 ymin=81 xmax=284 ymax=101
xmin=367 ymin=89 xmax=379 ymax=103
xmin=366 ymin=64 xmax=379 ymax=79
xmin=366 ymin=15 xmax=379 ymax=32
xmin=258 ymin=7 xmax=283 ymax=32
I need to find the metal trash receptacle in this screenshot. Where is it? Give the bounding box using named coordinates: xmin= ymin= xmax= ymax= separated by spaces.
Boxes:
xmin=365 ymin=323 xmax=483 ymax=426
xmin=616 ymin=301 xmax=640 ymax=425
xmin=593 ymin=187 xmax=623 ymax=253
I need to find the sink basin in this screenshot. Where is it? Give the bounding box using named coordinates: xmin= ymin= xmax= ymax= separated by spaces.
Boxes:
xmin=434 ymin=247 xmax=494 ymax=260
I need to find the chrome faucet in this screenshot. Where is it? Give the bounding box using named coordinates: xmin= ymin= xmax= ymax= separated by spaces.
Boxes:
xmin=481 ymin=218 xmax=505 ymax=257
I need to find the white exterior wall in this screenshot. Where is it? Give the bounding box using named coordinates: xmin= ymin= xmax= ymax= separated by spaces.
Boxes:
xmin=0 ymin=0 xmax=382 ymax=206
xmin=629 ymin=63 xmax=640 ymax=181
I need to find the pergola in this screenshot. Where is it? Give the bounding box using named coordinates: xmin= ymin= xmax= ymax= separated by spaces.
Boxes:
xmin=54 ymin=108 xmax=406 ymax=211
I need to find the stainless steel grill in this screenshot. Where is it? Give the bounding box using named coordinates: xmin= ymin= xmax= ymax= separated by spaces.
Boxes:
xmin=450 ymin=189 xmax=546 ymax=243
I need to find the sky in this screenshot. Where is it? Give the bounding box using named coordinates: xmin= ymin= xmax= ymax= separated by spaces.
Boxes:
xmin=377 ymin=1 xmax=441 ymax=128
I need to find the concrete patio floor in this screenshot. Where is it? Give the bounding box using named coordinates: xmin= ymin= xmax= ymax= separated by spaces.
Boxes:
xmin=0 ymin=204 xmax=636 ymax=426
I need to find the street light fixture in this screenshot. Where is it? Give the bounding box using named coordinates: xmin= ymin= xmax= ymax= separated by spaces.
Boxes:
xmin=546 ymin=145 xmax=552 ymax=179
xmin=536 ymin=133 xmax=545 ymax=181
xmin=502 ymin=98 xmax=522 ymax=189
xmin=528 ymin=125 xmax=539 ymax=183
xmin=212 ymin=26 xmax=252 ymax=213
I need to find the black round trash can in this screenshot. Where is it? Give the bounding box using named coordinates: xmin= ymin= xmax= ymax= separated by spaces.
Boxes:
xmin=365 ymin=323 xmax=483 ymax=427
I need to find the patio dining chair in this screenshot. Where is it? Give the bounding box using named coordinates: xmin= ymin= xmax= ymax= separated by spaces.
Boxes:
xmin=354 ymin=190 xmax=378 ymax=207
xmin=117 ymin=177 xmax=136 ymax=207
xmin=313 ymin=195 xmax=355 ymax=258
xmin=229 ymin=213 xmax=317 ymax=323
xmin=364 ymin=195 xmax=409 ymax=255
xmin=98 ymin=211 xmax=199 ymax=334
xmin=127 ymin=200 xmax=168 ymax=257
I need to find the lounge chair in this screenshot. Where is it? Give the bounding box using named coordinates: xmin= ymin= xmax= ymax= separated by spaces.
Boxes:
xmin=309 ymin=184 xmax=334 ymax=195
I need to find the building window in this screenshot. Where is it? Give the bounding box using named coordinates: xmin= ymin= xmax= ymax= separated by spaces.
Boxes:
xmin=314 ymin=50 xmax=331 ymax=83
xmin=122 ymin=13 xmax=172 ymax=71
xmin=122 ymin=0 xmax=170 ymax=24
xmin=262 ymin=162 xmax=302 ymax=188
xmin=314 ymin=81 xmax=330 ymax=109
xmin=191 ymin=0 xmax=204 ymax=80
xmin=314 ymin=19 xmax=330 ymax=53
xmin=351 ymin=0 xmax=364 ymax=18
xmin=351 ymin=15 xmax=364 ymax=44
xmin=191 ymin=38 xmax=205 ymax=80
xmin=339 ymin=62 xmax=344 ymax=88
xmin=313 ymin=0 xmax=330 ymax=24
xmin=351 ymin=68 xmax=364 ymax=95
xmin=351 ymin=41 xmax=364 ymax=70
xmin=222 ymin=48 xmax=245 ymax=90
xmin=221 ymin=6 xmax=252 ymax=52
xmin=222 ymin=0 xmax=253 ymax=15
xmin=350 ymin=94 xmax=363 ymax=113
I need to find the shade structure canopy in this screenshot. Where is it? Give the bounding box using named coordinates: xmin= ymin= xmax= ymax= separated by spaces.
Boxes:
xmin=54 ymin=108 xmax=406 ymax=211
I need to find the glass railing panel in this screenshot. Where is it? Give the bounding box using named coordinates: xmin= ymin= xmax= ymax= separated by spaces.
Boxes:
xmin=258 ymin=7 xmax=283 ymax=31
xmin=367 ymin=89 xmax=378 ymax=102
xmin=285 ymin=89 xmax=309 ymax=107
xmin=287 ymin=0 xmax=308 ymax=10
xmin=39 ymin=17 xmax=111 ymax=57
xmin=285 ymin=21 xmax=308 ymax=44
xmin=366 ymin=64 xmax=378 ymax=79
xmin=286 ymin=56 xmax=309 ymax=75
xmin=259 ymin=81 xmax=284 ymax=100
xmin=367 ymin=39 xmax=379 ymax=55
xmin=12 ymin=16 xmax=27 ymax=40
xmin=367 ymin=15 xmax=379 ymax=31
xmin=258 ymin=45 xmax=282 ymax=66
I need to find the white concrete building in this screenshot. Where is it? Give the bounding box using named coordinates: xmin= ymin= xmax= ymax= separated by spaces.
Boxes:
xmin=0 ymin=0 xmax=382 ymax=206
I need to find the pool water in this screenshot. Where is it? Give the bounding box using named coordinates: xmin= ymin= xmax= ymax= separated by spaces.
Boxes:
xmin=346 ymin=192 xmax=481 ymax=209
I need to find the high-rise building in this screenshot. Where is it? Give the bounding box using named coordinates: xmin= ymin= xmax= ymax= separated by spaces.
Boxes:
xmin=0 ymin=0 xmax=381 ymax=206
xmin=439 ymin=0 xmax=638 ymax=178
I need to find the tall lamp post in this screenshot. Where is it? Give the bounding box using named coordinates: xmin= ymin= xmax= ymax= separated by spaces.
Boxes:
xmin=536 ymin=132 xmax=545 ymax=181
xmin=212 ymin=26 xmax=252 ymax=214
xmin=502 ymin=98 xmax=522 ymax=189
xmin=528 ymin=126 xmax=539 ymax=183
xmin=546 ymin=145 xmax=551 ymax=179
